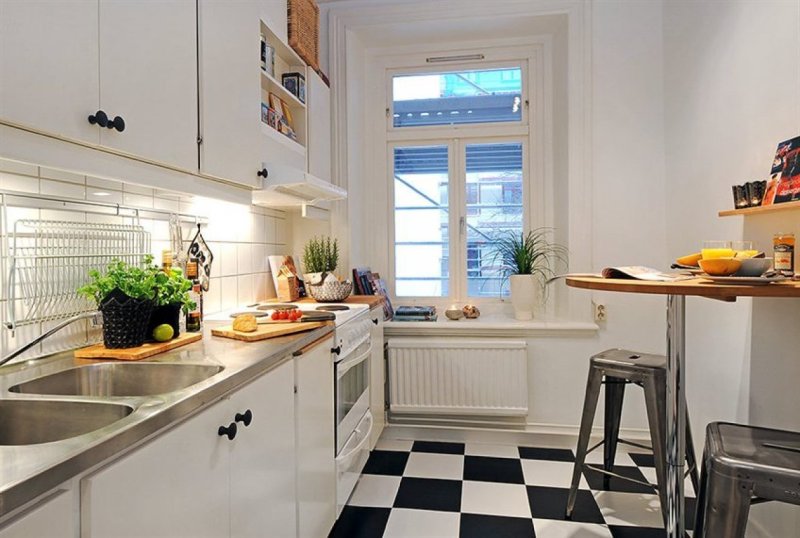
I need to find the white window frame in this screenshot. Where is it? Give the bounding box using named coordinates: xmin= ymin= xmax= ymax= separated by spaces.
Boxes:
xmin=383 ymin=45 xmax=548 ymax=308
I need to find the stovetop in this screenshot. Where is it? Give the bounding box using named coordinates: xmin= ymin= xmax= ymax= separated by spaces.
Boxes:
xmin=206 ymin=301 xmax=369 ymax=327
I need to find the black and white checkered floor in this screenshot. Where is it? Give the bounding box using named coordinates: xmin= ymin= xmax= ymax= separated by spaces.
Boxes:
xmin=330 ymin=438 xmax=695 ymax=537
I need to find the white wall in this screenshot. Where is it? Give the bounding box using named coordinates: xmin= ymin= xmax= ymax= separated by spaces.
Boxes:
xmin=664 ymin=0 xmax=800 ymax=535
xmin=0 ymin=158 xmax=289 ymax=361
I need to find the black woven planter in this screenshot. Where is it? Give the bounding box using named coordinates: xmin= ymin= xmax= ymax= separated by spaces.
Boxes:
xmin=148 ymin=302 xmax=182 ymax=338
xmin=99 ymin=289 xmax=154 ymax=348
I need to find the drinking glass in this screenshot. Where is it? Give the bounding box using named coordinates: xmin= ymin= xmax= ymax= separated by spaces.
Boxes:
xmin=732 ymin=240 xmax=756 ymax=258
xmin=702 ymin=240 xmax=734 ymax=259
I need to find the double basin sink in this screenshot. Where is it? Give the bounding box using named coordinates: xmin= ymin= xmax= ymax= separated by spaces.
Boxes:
xmin=1 ymin=362 xmax=223 ymax=446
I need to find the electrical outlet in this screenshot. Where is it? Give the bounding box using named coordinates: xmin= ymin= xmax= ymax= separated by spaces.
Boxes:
xmin=593 ymin=302 xmax=606 ymax=322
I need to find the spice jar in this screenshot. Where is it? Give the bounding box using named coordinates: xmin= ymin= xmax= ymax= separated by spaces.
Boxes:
xmin=773 ymin=232 xmax=795 ymax=275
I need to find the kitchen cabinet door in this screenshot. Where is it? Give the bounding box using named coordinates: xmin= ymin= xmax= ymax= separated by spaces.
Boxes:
xmin=0 ymin=0 xmax=100 ymax=143
xmin=306 ymin=69 xmax=332 ymax=182
xmin=229 ymin=359 xmax=297 ymax=538
xmin=98 ymin=0 xmax=198 ymax=171
xmin=295 ymin=335 xmax=336 ymax=538
xmin=198 ymin=0 xmax=263 ymax=188
xmin=0 ymin=489 xmax=75 ymax=538
xmin=82 ymin=398 xmax=230 ymax=538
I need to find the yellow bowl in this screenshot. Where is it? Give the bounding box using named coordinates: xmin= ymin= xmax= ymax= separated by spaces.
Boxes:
xmin=698 ymin=257 xmax=742 ymax=276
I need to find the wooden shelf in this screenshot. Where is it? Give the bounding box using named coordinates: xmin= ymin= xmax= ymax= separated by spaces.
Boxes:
xmin=260 ymin=121 xmax=306 ymax=155
xmin=719 ymin=200 xmax=800 ymax=217
xmin=261 ymin=71 xmax=306 ymax=110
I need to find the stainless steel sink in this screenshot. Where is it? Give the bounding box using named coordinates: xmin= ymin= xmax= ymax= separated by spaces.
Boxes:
xmin=10 ymin=363 xmax=224 ymax=397
xmin=0 ymin=399 xmax=133 ymax=445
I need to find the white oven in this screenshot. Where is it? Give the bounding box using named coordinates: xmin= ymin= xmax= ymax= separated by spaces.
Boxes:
xmin=333 ymin=311 xmax=373 ymax=516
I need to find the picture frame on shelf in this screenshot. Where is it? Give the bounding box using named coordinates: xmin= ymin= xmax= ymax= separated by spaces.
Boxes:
xmin=282 ymin=72 xmax=306 ymax=103
xmin=268 ymin=93 xmax=284 ymax=120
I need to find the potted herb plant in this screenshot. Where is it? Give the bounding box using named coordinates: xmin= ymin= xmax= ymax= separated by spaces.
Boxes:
xmin=301 ymin=236 xmax=352 ymax=302
xmin=149 ymin=265 xmax=195 ymax=339
xmin=78 ymin=257 xmax=157 ymax=348
xmin=493 ymin=228 xmax=567 ymax=320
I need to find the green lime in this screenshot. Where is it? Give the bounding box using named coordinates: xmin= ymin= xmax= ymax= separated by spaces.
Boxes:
xmin=152 ymin=323 xmax=174 ymax=342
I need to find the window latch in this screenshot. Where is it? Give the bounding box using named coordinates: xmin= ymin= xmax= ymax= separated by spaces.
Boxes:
xmin=459 ymin=216 xmax=466 ymax=235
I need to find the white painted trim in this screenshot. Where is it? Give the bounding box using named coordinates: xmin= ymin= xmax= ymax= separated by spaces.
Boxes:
xmin=383 ymin=318 xmax=598 ymax=338
xmin=380 ymin=423 xmax=651 ymax=447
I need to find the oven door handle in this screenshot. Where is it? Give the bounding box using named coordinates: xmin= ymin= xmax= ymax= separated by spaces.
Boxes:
xmin=337 ymin=411 xmax=373 ymax=464
xmin=336 ymin=342 xmax=372 ymax=378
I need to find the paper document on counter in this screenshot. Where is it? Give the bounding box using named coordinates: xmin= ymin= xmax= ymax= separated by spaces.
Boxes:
xmin=548 ymin=267 xmax=694 ymax=283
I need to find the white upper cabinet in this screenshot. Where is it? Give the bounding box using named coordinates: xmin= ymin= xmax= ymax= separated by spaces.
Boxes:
xmin=198 ymin=0 xmax=263 ymax=188
xmin=0 ymin=0 xmax=100 ymax=143
xmin=260 ymin=0 xmax=288 ymax=45
xmin=307 ymin=69 xmax=332 ymax=182
xmin=98 ymin=0 xmax=198 ymax=171
xmin=0 ymin=0 xmax=197 ymax=172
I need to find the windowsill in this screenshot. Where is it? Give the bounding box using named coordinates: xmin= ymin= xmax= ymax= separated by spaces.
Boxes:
xmin=383 ymin=313 xmax=598 ymax=337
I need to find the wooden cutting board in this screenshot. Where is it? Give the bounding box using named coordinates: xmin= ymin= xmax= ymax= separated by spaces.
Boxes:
xmin=211 ymin=321 xmax=328 ymax=342
xmin=74 ymin=332 xmax=202 ymax=361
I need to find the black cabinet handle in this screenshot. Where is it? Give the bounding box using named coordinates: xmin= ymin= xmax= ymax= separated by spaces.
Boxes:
xmin=106 ymin=115 xmax=125 ymax=132
xmin=257 ymin=168 xmax=269 ymax=178
xmin=88 ymin=110 xmax=108 ymax=127
xmin=331 ymin=345 xmax=341 ymax=355
xmin=218 ymin=422 xmax=237 ymax=440
xmin=235 ymin=409 xmax=253 ymax=427
xmin=372 ymin=318 xmax=379 ymax=325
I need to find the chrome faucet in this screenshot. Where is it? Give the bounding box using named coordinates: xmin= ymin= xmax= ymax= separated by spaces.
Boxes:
xmin=0 ymin=311 xmax=101 ymax=367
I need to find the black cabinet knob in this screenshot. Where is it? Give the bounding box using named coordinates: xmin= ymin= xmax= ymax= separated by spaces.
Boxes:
xmin=331 ymin=345 xmax=341 ymax=355
xmin=107 ymin=116 xmax=125 ymax=132
xmin=88 ymin=110 xmax=108 ymax=127
xmin=235 ymin=409 xmax=253 ymax=427
xmin=257 ymin=168 xmax=268 ymax=178
xmin=218 ymin=422 xmax=237 ymax=440
xmin=372 ymin=318 xmax=379 ymax=325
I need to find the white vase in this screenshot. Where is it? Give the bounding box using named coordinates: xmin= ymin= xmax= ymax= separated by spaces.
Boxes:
xmin=509 ymin=274 xmax=539 ymax=320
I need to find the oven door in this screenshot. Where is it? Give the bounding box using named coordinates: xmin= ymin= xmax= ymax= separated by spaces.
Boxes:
xmin=335 ymin=338 xmax=371 ymax=455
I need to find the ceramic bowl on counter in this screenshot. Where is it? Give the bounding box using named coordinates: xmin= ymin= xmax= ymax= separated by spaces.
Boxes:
xmin=735 ymin=257 xmax=772 ymax=277
xmin=307 ymin=280 xmax=353 ymax=302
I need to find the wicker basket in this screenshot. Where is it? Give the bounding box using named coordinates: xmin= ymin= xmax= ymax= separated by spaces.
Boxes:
xmin=307 ymin=280 xmax=352 ymax=302
xmin=288 ymin=0 xmax=319 ymax=71
xmin=99 ymin=291 xmax=154 ymax=349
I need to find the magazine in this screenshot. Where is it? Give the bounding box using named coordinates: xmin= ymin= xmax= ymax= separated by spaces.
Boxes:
xmin=548 ymin=267 xmax=693 ymax=283
xmin=600 ymin=266 xmax=694 ymax=282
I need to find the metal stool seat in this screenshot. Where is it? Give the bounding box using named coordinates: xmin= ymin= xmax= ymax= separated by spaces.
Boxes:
xmin=694 ymin=422 xmax=800 ymax=537
xmin=566 ymin=348 xmax=700 ymax=526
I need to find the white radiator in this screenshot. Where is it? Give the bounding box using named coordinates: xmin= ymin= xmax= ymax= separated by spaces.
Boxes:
xmin=387 ymin=338 xmax=528 ymax=416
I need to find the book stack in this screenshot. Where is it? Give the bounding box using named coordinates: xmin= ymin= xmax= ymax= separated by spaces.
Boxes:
xmin=394 ymin=306 xmax=437 ymax=322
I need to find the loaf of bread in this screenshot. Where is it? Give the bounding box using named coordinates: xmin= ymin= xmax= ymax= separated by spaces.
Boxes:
xmin=232 ymin=314 xmax=258 ymax=332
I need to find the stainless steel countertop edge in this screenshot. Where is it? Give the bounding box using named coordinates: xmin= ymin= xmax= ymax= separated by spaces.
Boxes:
xmin=0 ymin=322 xmax=335 ymax=520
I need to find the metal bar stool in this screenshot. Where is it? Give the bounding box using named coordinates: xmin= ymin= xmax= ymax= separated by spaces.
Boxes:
xmin=694 ymin=422 xmax=800 ymax=537
xmin=566 ymin=348 xmax=700 ymax=525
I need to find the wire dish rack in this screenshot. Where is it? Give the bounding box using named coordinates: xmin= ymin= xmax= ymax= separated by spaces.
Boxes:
xmin=5 ymin=219 xmax=151 ymax=330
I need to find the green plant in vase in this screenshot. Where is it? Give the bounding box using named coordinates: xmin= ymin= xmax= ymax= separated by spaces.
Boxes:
xmin=302 ymin=236 xmax=351 ymax=302
xmin=491 ymin=228 xmax=567 ymax=320
xmin=78 ymin=256 xmax=158 ymax=348
xmin=149 ymin=265 xmax=196 ymax=339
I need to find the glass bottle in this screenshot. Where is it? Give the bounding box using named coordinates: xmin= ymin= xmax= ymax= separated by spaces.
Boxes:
xmin=185 ymin=261 xmax=203 ymax=332
xmin=773 ymin=232 xmax=795 ymax=275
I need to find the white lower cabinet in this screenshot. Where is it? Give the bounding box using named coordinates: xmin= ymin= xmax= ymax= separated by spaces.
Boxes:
xmin=369 ymin=306 xmax=386 ymax=448
xmin=81 ymin=359 xmax=296 ymax=538
xmin=0 ymin=489 xmax=75 ymax=538
xmin=295 ymin=335 xmax=336 ymax=538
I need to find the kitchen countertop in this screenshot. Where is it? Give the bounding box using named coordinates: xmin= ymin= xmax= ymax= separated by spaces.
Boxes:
xmin=0 ymin=321 xmax=334 ymax=520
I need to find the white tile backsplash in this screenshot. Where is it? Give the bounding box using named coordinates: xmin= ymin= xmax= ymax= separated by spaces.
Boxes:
xmin=0 ymin=158 xmax=289 ymax=361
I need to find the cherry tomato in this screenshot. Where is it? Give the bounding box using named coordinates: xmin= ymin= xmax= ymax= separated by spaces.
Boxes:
xmin=278 ymin=310 xmax=288 ymax=320
xmin=271 ymin=311 xmax=280 ymax=320
xmin=292 ymin=310 xmax=302 ymax=321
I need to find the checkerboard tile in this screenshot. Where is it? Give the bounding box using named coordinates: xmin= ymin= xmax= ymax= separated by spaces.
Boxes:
xmin=330 ymin=438 xmax=697 ymax=537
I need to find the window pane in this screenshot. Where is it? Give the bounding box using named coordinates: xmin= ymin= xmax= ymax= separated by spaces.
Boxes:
xmin=392 ymin=68 xmax=522 ymax=128
xmin=465 ymin=142 xmax=524 ymax=298
xmin=394 ymin=146 xmax=449 ymax=297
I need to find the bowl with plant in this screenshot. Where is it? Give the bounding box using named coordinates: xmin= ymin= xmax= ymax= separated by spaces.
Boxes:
xmin=78 ymin=257 xmax=157 ymax=348
xmin=302 ymin=236 xmax=352 ymax=302
xmin=492 ymin=228 xmax=567 ymax=320
xmin=148 ymin=265 xmax=195 ymax=339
